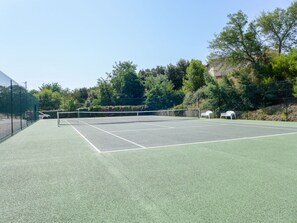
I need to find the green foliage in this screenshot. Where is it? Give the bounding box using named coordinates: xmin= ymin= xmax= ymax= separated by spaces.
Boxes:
xmin=111 ymin=70 xmax=144 ymax=105
xmin=72 ymin=88 xmax=88 ymax=104
xmin=209 ymin=11 xmax=264 ymax=64
xmin=183 ymin=87 xmax=207 ymax=106
xmin=204 ymin=81 xmax=222 ymax=114
xmin=62 ymin=98 xmax=79 ymax=111
xmin=293 ymin=78 xmax=297 ymax=98
xmin=97 ymin=79 xmax=115 ymax=106
xmin=39 ymin=82 xmax=62 ymax=93
xmin=271 ymin=49 xmax=297 ymax=81
xmin=183 ymin=60 xmax=206 ymax=93
xmin=257 ymin=2 xmax=297 ymax=54
xmin=165 ymin=59 xmax=190 ymax=90
xmin=205 ymin=76 xmax=242 ymax=113
xmin=35 ymin=88 xmax=62 ymax=110
xmin=89 ymin=105 xmax=147 ymax=111
xmin=108 ymin=61 xmax=137 ymax=79
xmin=92 ymin=61 xmax=145 ymax=106
xmin=236 ymin=72 xmax=261 ymax=110
xmin=144 ymin=75 xmax=184 ymax=109
xmin=139 ymin=66 xmax=166 ymax=80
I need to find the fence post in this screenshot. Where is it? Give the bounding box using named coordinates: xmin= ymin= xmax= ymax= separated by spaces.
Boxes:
xmin=20 ymin=87 xmax=22 ymax=130
xmin=10 ymin=80 xmax=13 ymax=136
xmin=285 ymin=87 xmax=289 ymax=122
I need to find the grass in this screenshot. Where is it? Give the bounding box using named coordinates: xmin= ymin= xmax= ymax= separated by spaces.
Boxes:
xmin=1 ymin=119 xmax=297 ymax=222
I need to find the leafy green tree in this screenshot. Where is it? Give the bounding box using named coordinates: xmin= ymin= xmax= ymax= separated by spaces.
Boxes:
xmin=220 ymin=76 xmax=242 ymax=110
xmin=165 ymin=59 xmax=190 ymax=90
xmin=293 ymin=78 xmax=297 ymax=97
xmin=138 ymin=66 xmax=166 ymax=81
xmin=257 ymin=2 xmax=297 ymax=54
xmin=111 ymin=70 xmax=144 ymax=105
xmin=144 ymin=75 xmax=183 ymax=109
xmin=108 ymin=61 xmax=137 ymax=79
xmin=271 ymin=49 xmax=297 ymax=81
xmin=62 ymin=98 xmax=79 ymax=111
xmin=235 ymin=73 xmax=261 ymax=109
xmin=183 ymin=59 xmax=206 ymax=93
xmin=204 ymin=81 xmax=222 ymax=114
xmin=97 ymin=79 xmax=115 ymax=106
xmin=72 ymin=88 xmax=88 ymax=105
xmin=205 ymin=77 xmax=237 ymax=113
xmin=209 ymin=11 xmax=265 ymax=64
xmin=183 ymin=87 xmax=207 ymax=107
xmin=0 ymin=86 xmax=10 ymax=114
xmin=36 ymin=88 xmax=62 ymax=110
xmin=39 ymin=82 xmax=62 ymax=93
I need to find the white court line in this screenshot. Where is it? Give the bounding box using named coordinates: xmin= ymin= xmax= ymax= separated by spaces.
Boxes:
xmin=142 ymin=123 xmax=174 ymax=129
xmin=66 ymin=121 xmax=101 ymax=153
xmin=215 ymin=122 xmax=297 ymax=131
xmin=197 ymin=119 xmax=297 ymax=131
xmin=111 ymin=127 xmax=173 ymax=133
xmin=109 ymin=121 xmax=297 ymax=133
xmin=102 ymin=131 xmax=297 ymax=154
xmin=109 ymin=122 xmax=224 ymax=133
xmin=80 ymin=120 xmax=146 ymax=148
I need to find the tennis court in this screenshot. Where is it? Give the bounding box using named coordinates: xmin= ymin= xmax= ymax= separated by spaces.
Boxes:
xmin=1 ymin=115 xmax=297 ymax=222
xmin=58 ymin=112 xmax=297 ymax=153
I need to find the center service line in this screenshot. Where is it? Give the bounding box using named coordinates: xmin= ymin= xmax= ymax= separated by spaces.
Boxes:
xmin=142 ymin=123 xmax=174 ymax=129
xmin=80 ymin=120 xmax=146 ymax=148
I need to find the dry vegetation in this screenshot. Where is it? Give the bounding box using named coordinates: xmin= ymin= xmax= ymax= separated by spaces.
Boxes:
xmin=240 ymin=102 xmax=297 ymax=121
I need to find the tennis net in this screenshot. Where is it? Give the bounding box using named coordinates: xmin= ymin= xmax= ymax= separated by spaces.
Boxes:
xmin=57 ymin=109 xmax=200 ymax=126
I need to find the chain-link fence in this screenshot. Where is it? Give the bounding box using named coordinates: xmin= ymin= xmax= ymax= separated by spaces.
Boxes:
xmin=0 ymin=71 xmax=38 ymax=142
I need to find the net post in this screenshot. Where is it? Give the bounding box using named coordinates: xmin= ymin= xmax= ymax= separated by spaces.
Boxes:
xmin=77 ymin=109 xmax=80 ymax=124
xmin=57 ymin=111 xmax=60 ymax=127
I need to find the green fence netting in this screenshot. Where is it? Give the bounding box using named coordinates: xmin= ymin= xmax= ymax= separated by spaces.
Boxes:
xmin=0 ymin=71 xmax=38 ymax=141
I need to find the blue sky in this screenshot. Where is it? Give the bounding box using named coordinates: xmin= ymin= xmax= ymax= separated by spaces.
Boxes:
xmin=0 ymin=0 xmax=294 ymax=90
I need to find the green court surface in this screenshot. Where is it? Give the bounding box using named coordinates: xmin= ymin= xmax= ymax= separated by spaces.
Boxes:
xmin=1 ymin=119 xmax=297 ymax=222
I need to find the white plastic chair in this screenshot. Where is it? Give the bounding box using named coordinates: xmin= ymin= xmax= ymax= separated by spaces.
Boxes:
xmin=201 ymin=110 xmax=213 ymax=119
xmin=220 ymin=111 xmax=236 ymax=120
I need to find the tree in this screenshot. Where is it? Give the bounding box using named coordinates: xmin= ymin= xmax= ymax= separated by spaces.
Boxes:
xmin=36 ymin=88 xmax=62 ymax=110
xmin=108 ymin=61 xmax=137 ymax=79
xmin=144 ymin=75 xmax=184 ymax=109
xmin=97 ymin=79 xmax=115 ymax=106
xmin=271 ymin=49 xmax=297 ymax=81
xmin=165 ymin=59 xmax=190 ymax=90
xmin=257 ymin=1 xmax=297 ymax=54
xmin=235 ymin=72 xmax=262 ymax=110
xmin=293 ymin=77 xmax=297 ymax=97
xmin=72 ymin=88 xmax=88 ymax=104
xmin=205 ymin=76 xmax=242 ymax=113
xmin=111 ymin=70 xmax=144 ymax=105
xmin=39 ymin=82 xmax=62 ymax=93
xmin=138 ymin=66 xmax=166 ymax=81
xmin=183 ymin=59 xmax=206 ymax=93
xmin=183 ymin=87 xmax=207 ymax=107
xmin=209 ymin=11 xmax=265 ymax=64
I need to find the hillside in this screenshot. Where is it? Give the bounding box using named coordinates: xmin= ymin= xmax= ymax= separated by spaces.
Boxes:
xmin=240 ymin=102 xmax=297 ymax=122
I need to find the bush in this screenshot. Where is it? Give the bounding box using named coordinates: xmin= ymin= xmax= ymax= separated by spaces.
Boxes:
xmin=89 ymin=105 xmax=148 ymax=111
